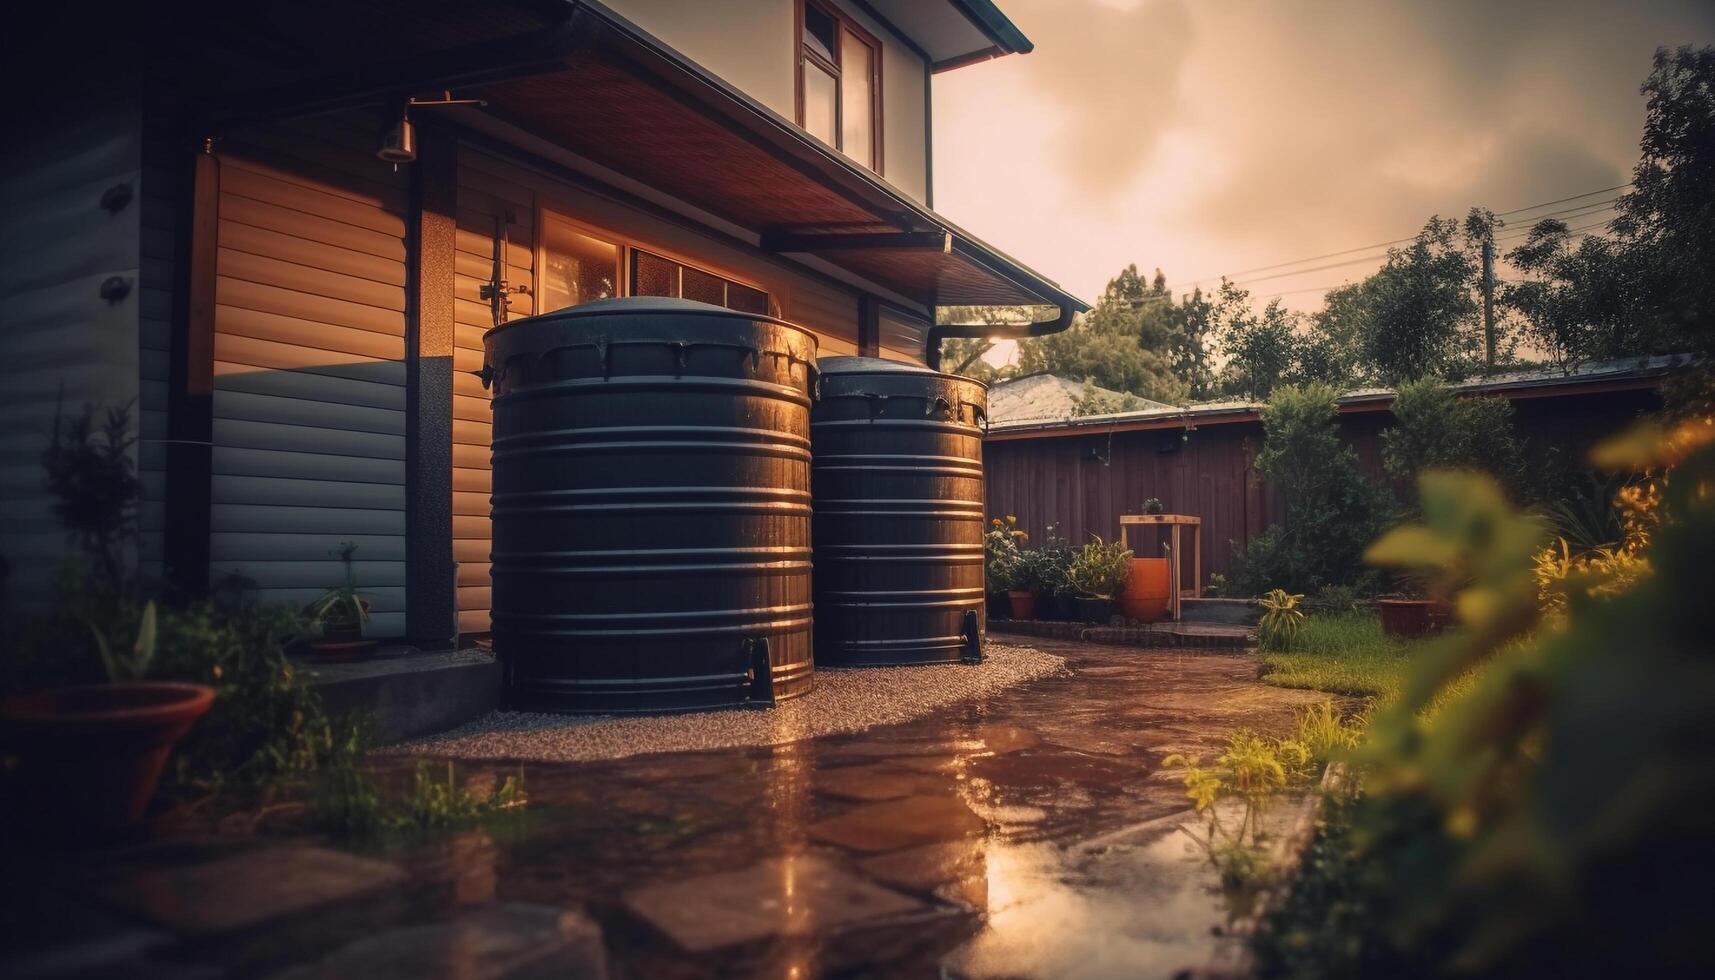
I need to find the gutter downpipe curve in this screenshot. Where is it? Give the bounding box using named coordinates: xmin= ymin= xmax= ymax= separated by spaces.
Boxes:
xmin=924 ymin=303 xmax=1077 ymax=371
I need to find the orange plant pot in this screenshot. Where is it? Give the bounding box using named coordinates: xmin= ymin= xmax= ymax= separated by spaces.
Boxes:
xmin=1117 ymin=557 xmax=1171 ymax=623
xmin=1006 ymin=591 xmax=1037 ymax=620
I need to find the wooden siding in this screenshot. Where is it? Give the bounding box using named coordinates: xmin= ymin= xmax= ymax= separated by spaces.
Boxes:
xmin=0 ymin=103 xmax=142 ymax=608
xmin=984 ymin=386 xmax=1662 ymax=590
xmin=452 ymin=148 xmax=533 ymax=635
xmin=209 ymin=114 xmax=409 ymax=636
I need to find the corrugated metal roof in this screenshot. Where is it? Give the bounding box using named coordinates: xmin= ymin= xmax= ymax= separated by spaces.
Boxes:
xmin=986 ymin=373 xmax=1174 ymax=423
xmin=987 ymin=355 xmax=1689 ymax=436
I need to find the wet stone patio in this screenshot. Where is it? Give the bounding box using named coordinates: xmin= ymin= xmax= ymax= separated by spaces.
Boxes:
xmin=2 ymin=638 xmax=1328 ymax=980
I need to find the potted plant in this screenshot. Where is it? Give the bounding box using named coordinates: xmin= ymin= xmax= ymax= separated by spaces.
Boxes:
xmin=1142 ymin=497 xmax=1165 ymax=515
xmin=1006 ymin=548 xmax=1044 ymax=620
xmin=1377 ymin=574 xmax=1451 ymax=637
xmin=1065 ymin=535 xmax=1134 ymax=623
xmin=1 ymin=600 xmax=216 ymax=833
xmin=1035 ymin=523 xmax=1077 ymax=620
xmin=985 ymin=517 xmax=1027 ymax=618
xmin=307 ymin=541 xmax=374 ymax=655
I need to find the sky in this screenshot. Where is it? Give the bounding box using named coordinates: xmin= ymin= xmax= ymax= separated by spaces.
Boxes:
xmin=933 ymin=0 xmax=1715 ymax=318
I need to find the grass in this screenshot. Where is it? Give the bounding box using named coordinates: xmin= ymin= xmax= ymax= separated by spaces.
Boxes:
xmin=1257 ymin=611 xmax=1414 ymax=699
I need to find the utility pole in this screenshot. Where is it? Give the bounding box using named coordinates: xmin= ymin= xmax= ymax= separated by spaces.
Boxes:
xmin=1481 ymin=236 xmax=1496 ymax=371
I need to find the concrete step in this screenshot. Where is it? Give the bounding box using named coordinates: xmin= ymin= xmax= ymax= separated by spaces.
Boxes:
xmin=300 ymin=647 xmax=500 ymax=743
xmin=1178 ymin=598 xmax=1260 ymax=626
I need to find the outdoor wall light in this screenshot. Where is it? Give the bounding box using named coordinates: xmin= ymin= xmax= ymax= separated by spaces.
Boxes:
xmin=377 ymin=91 xmax=488 ymax=165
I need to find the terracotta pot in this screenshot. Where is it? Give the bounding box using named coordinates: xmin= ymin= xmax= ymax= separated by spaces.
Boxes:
xmin=1006 ymin=590 xmax=1037 ymax=620
xmin=1378 ymin=598 xmax=1447 ymax=638
xmin=0 ymin=682 xmax=215 ymax=832
xmin=1117 ymin=557 xmax=1170 ymax=623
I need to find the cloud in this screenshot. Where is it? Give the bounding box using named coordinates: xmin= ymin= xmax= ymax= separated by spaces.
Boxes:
xmin=933 ymin=0 xmax=1715 ymax=307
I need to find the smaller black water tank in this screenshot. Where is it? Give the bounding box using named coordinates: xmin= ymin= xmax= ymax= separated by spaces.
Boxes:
xmin=811 ymin=356 xmax=988 ymax=666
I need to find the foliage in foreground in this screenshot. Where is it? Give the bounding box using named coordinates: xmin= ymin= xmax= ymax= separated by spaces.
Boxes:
xmin=1254 ymin=413 xmax=1715 ymax=978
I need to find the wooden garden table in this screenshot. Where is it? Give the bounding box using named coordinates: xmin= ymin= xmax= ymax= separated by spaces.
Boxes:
xmin=1119 ymin=514 xmax=1202 ymax=620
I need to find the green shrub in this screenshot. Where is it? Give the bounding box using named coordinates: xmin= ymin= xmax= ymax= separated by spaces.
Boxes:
xmin=1065 ymin=535 xmax=1133 ymax=598
xmin=1382 ymin=378 xmax=1530 ymax=498
xmin=1305 ymin=584 xmax=1363 ymax=614
xmin=1232 ymin=384 xmax=1392 ymax=596
xmin=1033 ymin=523 xmax=1078 ymax=598
xmin=1256 ymin=589 xmax=1307 ymax=651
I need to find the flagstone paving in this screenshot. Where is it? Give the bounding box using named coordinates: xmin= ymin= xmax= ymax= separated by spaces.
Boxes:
xmin=1 ymin=638 xmax=1329 ymax=979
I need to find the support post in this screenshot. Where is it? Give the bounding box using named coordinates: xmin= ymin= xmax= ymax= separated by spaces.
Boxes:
xmin=405 ymin=123 xmax=459 ymax=649
xmin=858 ymin=296 xmax=881 ymax=357
xmin=1482 ymin=236 xmax=1496 ymax=371
xmin=163 ymin=136 xmax=218 ymax=596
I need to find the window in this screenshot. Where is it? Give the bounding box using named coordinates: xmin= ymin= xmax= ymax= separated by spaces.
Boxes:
xmin=630 ymin=249 xmax=772 ymax=315
xmin=798 ymin=1 xmax=881 ymax=172
xmin=538 ymin=213 xmax=619 ymax=313
xmin=538 ymin=213 xmax=771 ymax=317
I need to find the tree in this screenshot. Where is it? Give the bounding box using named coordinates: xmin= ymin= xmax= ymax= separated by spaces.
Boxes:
xmin=1353 ymin=216 xmax=1488 ymax=385
xmin=1502 ymin=223 xmax=1647 ymax=374
xmin=1212 ymin=281 xmax=1298 ymax=400
xmin=1169 ymin=286 xmax=1216 ymax=399
xmin=1016 ymin=265 xmax=1186 ymax=401
xmin=1612 ymin=45 xmax=1715 ymax=347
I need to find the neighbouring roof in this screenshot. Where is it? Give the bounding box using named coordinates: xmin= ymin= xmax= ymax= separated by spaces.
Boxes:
xmin=986 ymin=355 xmax=1690 ymax=440
xmin=987 ymin=373 xmax=1175 ymax=424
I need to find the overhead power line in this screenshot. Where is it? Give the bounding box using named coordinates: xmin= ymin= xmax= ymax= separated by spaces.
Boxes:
xmin=1168 ymin=181 xmax=1633 ymax=293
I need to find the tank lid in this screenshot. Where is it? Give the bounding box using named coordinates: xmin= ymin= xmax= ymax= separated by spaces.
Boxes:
xmin=818 ymin=355 xmax=939 ymax=375
xmin=487 ymin=296 xmax=800 ymax=336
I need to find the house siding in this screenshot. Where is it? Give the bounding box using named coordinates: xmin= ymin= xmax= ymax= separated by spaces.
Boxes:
xmin=206 ymin=113 xmax=410 ymax=636
xmin=0 ymin=101 xmax=143 ymax=609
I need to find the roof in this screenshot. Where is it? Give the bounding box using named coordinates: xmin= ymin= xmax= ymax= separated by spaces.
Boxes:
xmin=196 ymin=0 xmax=1087 ymax=322
xmin=985 ymin=355 xmax=1689 ymax=440
xmin=861 ymin=0 xmax=1035 ymax=70
xmin=987 ymin=373 xmax=1174 ymax=424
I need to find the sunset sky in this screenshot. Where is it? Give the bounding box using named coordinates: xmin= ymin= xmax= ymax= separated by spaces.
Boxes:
xmin=933 ymin=0 xmax=1715 ymax=313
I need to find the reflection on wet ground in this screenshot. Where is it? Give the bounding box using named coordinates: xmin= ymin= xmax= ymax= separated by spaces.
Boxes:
xmin=2 ymin=639 xmax=1327 ymax=979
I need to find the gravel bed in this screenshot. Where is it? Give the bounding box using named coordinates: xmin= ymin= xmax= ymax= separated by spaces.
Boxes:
xmin=386 ymin=642 xmax=1065 ymax=763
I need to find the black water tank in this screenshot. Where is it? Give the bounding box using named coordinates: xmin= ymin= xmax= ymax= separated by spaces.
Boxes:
xmin=811 ymin=356 xmax=988 ymax=666
xmin=484 ymin=298 xmax=818 ymax=712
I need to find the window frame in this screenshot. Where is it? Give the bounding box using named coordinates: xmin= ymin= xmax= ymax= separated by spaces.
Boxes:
xmin=533 ymin=203 xmax=779 ymax=318
xmin=795 ymin=0 xmax=884 ymax=175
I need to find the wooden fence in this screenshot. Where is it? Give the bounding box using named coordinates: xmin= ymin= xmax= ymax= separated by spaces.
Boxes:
xmin=982 ymin=382 xmax=1663 ymax=591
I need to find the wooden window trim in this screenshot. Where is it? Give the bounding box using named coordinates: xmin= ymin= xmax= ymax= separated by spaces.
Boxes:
xmin=795 ymin=0 xmax=884 ymax=175
xmin=534 ymin=202 xmax=781 ymax=317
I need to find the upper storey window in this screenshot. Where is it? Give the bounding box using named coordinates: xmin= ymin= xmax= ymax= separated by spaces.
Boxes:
xmin=799 ymin=1 xmax=881 ymax=173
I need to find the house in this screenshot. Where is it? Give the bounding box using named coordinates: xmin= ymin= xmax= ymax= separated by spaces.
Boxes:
xmin=986 ymin=373 xmax=1174 ymax=425
xmin=0 ymin=0 xmax=1087 ymax=642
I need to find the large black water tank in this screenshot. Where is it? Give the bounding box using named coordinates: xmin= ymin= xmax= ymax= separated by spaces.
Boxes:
xmin=483 ymin=298 xmax=819 ymax=713
xmin=811 ymin=356 xmax=988 ymax=666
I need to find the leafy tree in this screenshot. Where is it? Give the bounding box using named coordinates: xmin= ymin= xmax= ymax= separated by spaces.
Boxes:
xmin=1502 ymin=224 xmax=1648 ymax=375
xmin=1212 ymin=281 xmax=1298 ymax=400
xmin=1016 ymin=265 xmax=1185 ymax=401
xmin=1169 ymin=286 xmax=1216 ymax=399
xmin=1353 ymin=216 xmax=1487 ymax=385
xmin=1071 ymin=384 xmax=1144 ymax=417
xmin=1612 ymin=44 xmax=1715 ymax=347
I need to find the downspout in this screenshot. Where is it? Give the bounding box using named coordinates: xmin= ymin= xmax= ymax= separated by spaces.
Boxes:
xmin=924 ymin=303 xmax=1076 ymax=371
